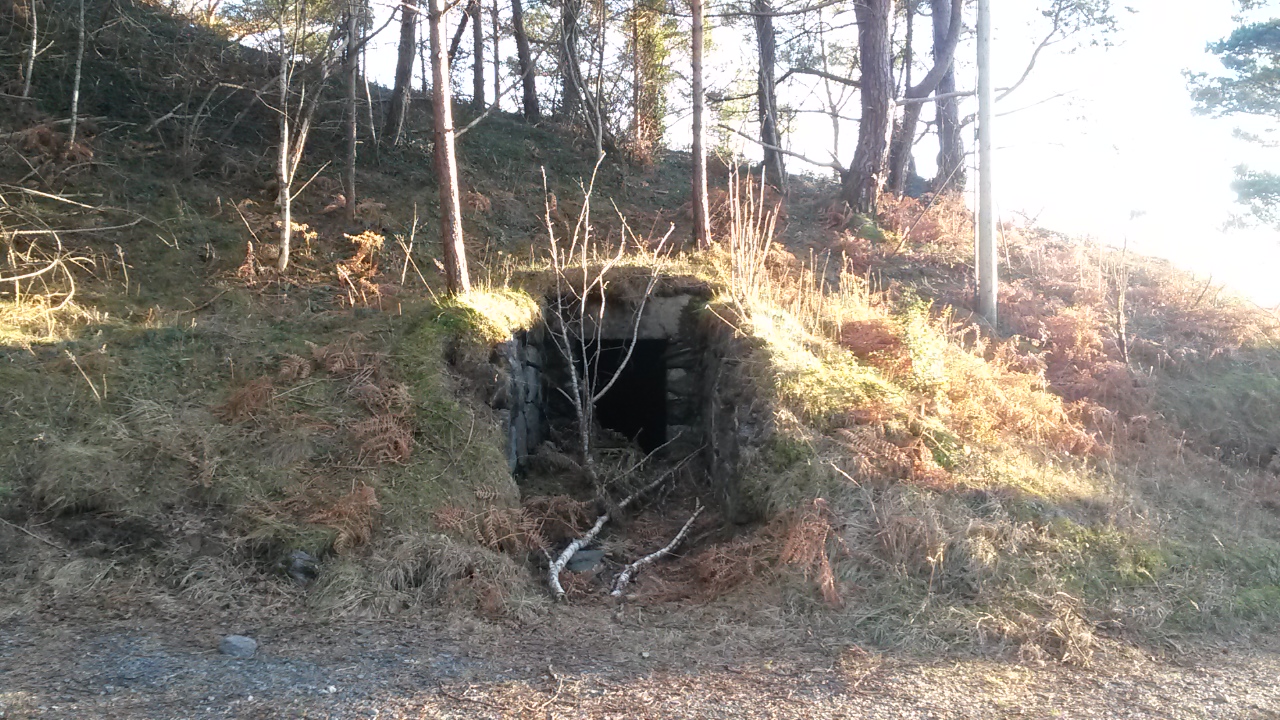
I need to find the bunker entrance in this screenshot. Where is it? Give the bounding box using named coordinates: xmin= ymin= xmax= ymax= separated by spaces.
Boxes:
xmin=490 ymin=279 xmax=768 ymax=600
xmin=591 ymin=339 xmax=668 ymax=453
xmin=499 ymin=282 xmax=762 ymax=530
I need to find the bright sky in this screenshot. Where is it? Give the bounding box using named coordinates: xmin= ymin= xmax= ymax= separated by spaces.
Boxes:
xmin=358 ymin=0 xmax=1280 ymax=307
xmin=988 ymin=0 xmax=1280 ymax=308
xmin=782 ymin=0 xmax=1280 ymax=307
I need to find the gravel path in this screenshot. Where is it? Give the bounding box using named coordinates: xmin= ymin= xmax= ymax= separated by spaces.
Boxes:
xmin=2 ymin=611 xmax=1278 ymax=719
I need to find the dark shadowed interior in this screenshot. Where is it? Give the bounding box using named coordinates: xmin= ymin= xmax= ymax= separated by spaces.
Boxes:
xmin=592 ymin=339 xmax=668 ymax=452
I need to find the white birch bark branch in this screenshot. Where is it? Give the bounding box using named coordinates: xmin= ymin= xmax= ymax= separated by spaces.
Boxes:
xmin=547 ymin=465 xmax=682 ymax=600
xmin=610 ymin=502 xmax=702 ymax=598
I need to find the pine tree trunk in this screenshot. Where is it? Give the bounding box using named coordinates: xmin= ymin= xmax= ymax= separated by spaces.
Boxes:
xmin=931 ymin=0 xmax=965 ymax=192
xmin=449 ymin=7 xmax=469 ymax=63
xmin=492 ymin=0 xmax=500 ymax=107
xmin=691 ymin=0 xmax=710 ymax=248
xmin=753 ymin=0 xmax=784 ymax=188
xmin=511 ymin=0 xmax=540 ymax=120
xmin=560 ymin=0 xmax=582 ymax=117
xmin=843 ymin=0 xmax=892 ymax=216
xmin=471 ymin=0 xmax=484 ymax=108
xmin=887 ymin=0 xmax=915 ymax=195
xmin=344 ymin=4 xmax=360 ymax=222
xmin=629 ymin=0 xmax=666 ymax=162
xmin=429 ymin=0 xmax=471 ymax=294
xmin=385 ymin=0 xmax=418 ymax=146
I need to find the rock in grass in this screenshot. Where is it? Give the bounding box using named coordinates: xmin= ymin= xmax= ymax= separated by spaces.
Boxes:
xmin=566 ymin=548 xmax=605 ymax=573
xmin=219 ymin=635 xmax=258 ymax=658
xmin=286 ymin=550 xmax=319 ymax=584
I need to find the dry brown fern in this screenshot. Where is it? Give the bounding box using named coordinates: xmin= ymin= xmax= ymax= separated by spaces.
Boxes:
xmin=277 ymin=353 xmax=313 ymax=382
xmin=351 ymin=414 xmax=414 ymax=464
xmin=780 ymin=499 xmax=847 ymax=607
xmin=308 ymin=484 xmax=381 ymax=553
xmin=214 ymin=377 xmax=273 ymax=423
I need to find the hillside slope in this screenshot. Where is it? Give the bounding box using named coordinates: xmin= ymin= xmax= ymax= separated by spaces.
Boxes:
xmin=3 ymin=0 xmax=1280 ymax=668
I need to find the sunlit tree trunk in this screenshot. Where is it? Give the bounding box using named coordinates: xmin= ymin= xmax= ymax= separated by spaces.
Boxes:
xmin=843 ymin=0 xmax=892 ymax=215
xmin=385 ymin=0 xmax=418 ymax=146
xmin=276 ymin=20 xmax=293 ymax=270
xmin=429 ymin=0 xmax=471 ymax=294
xmin=754 ymin=0 xmax=784 ymax=188
xmin=691 ymin=0 xmax=710 ymax=248
xmin=511 ymin=0 xmax=540 ymax=120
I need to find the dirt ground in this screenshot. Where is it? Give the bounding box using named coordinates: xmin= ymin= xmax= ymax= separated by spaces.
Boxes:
xmin=3 ymin=603 xmax=1279 ymax=720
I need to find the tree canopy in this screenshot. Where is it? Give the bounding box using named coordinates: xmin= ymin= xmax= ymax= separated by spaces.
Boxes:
xmin=1192 ymin=15 xmax=1280 ymax=227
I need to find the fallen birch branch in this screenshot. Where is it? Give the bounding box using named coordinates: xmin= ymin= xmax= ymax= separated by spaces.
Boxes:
xmin=610 ymin=501 xmax=703 ymax=598
xmin=548 ymin=463 xmax=685 ymax=601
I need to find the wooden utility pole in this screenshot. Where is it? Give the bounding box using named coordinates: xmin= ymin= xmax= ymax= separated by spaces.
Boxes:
xmin=976 ymin=0 xmax=997 ymax=325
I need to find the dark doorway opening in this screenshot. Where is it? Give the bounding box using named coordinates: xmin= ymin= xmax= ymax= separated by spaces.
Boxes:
xmin=593 ymin=339 xmax=667 ymax=452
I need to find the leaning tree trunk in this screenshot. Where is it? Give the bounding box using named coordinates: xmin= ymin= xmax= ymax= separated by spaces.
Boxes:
xmin=754 ymin=0 xmax=785 ymax=188
xmin=890 ymin=0 xmax=963 ymax=196
xmin=429 ymin=0 xmax=471 ymax=294
xmin=843 ymin=0 xmax=892 ymax=216
xmin=691 ymin=0 xmax=711 ymax=248
xmin=448 ymin=6 xmax=469 ymax=63
xmin=511 ymin=0 xmax=540 ymax=120
xmin=385 ymin=0 xmax=418 ymax=146
xmin=932 ymin=0 xmax=966 ymax=192
xmin=471 ymin=0 xmax=485 ymax=108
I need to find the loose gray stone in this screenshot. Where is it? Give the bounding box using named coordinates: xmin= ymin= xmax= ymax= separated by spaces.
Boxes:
xmin=286 ymin=550 xmax=319 ymax=584
xmin=566 ymin=548 xmax=605 ymax=573
xmin=219 ymin=635 xmax=258 ymax=658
